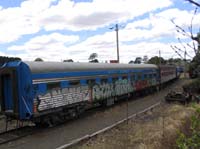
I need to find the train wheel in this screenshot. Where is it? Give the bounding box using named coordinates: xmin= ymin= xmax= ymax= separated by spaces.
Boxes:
xmin=35 ymin=119 xmax=51 ymax=128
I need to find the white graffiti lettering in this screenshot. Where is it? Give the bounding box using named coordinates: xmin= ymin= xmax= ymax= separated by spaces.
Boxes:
xmin=37 ymin=86 xmax=90 ymax=111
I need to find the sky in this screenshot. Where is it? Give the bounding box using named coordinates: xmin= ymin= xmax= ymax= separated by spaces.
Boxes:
xmin=0 ymin=0 xmax=199 ymax=63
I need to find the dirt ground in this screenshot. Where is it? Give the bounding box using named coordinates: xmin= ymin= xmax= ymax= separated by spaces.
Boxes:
xmin=74 ymin=103 xmax=198 ymax=149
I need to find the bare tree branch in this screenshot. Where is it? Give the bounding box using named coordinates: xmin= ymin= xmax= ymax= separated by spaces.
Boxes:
xmin=193 ymin=41 xmax=198 ymax=53
xmin=171 ymin=5 xmax=199 ymax=57
xmin=171 ymin=19 xmax=191 ymax=38
xmin=178 ymin=38 xmax=187 ymax=52
xmin=187 ymin=42 xmax=197 ymax=54
xmin=189 ymin=7 xmax=198 ymax=36
xmin=172 ymin=44 xmax=193 ymax=59
xmin=185 ymin=0 xmax=200 ymax=7
xmin=170 ymin=45 xmax=184 ymax=59
xmin=178 ymin=37 xmax=197 ymax=55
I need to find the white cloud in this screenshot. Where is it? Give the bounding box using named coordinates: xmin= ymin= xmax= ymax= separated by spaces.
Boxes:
xmin=8 ymin=33 xmax=79 ymax=61
xmin=7 ymin=30 xmax=196 ymax=63
xmin=0 ymin=0 xmax=173 ymax=43
xmin=2 ymin=0 xmax=199 ymax=62
xmin=0 ymin=51 xmax=5 ymax=56
xmin=40 ymin=0 xmax=172 ymax=31
xmin=0 ymin=0 xmax=55 ymax=43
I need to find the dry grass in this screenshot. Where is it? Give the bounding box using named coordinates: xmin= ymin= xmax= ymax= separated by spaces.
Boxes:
xmin=74 ymin=103 xmax=197 ymax=149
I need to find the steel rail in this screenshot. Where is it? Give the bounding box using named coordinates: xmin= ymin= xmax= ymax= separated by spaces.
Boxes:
xmin=56 ymin=101 xmax=161 ymax=149
xmin=0 ymin=126 xmax=37 ymax=145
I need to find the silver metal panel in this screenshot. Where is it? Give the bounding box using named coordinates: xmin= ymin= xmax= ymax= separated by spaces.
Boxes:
xmin=25 ymin=61 xmax=158 ymax=74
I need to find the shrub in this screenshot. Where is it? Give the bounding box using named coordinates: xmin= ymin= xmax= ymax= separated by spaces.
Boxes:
xmin=176 ymin=104 xmax=200 ymax=149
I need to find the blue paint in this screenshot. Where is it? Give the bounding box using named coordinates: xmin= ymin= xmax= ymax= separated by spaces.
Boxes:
xmin=95 ymin=78 xmax=101 ymax=84
xmin=108 ymin=77 xmax=112 ymax=83
xmin=37 ymin=83 xmax=47 ymax=94
xmin=17 ymin=62 xmax=34 ymax=119
xmin=61 ymin=81 xmax=69 ymax=88
xmin=3 ymin=76 xmax=13 ymax=110
xmin=31 ymin=68 xmax=158 ymax=80
xmin=80 ymin=79 xmax=87 ymax=85
xmin=2 ymin=61 xmax=34 ymax=119
xmin=1 ymin=61 xmax=160 ymax=120
xmin=128 ymin=75 xmax=131 ymax=81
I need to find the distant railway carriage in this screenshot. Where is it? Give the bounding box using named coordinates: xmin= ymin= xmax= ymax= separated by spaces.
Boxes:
xmin=159 ymin=65 xmax=177 ymax=84
xmin=0 ymin=61 xmax=178 ymax=125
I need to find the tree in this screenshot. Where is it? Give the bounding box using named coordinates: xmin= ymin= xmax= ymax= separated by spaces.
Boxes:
xmin=167 ymin=58 xmax=182 ymax=65
xmin=63 ymin=59 xmax=73 ymax=62
xmin=134 ymin=57 xmax=142 ymax=64
xmin=171 ymin=1 xmax=199 ymax=55
xmin=89 ymin=59 xmax=99 ymax=63
xmin=0 ymin=56 xmax=21 ymax=66
xmin=88 ymin=53 xmax=99 ymax=63
xmin=148 ymin=56 xmax=166 ymax=65
xmin=88 ymin=53 xmax=98 ymax=61
xmin=185 ymin=0 xmax=200 ymax=7
xmin=35 ymin=58 xmax=43 ymax=62
xmin=171 ymin=1 xmax=200 ymax=78
xmin=128 ymin=60 xmax=134 ymax=64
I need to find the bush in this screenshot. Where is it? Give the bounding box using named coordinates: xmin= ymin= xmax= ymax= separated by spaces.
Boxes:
xmin=176 ymin=104 xmax=200 ymax=149
xmin=182 ymin=79 xmax=200 ymax=94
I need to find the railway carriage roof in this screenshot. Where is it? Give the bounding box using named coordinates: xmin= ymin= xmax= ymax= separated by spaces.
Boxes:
xmin=25 ymin=61 xmax=158 ymax=74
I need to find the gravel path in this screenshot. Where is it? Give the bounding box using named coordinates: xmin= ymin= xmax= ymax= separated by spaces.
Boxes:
xmin=0 ymin=78 xmax=190 ymax=149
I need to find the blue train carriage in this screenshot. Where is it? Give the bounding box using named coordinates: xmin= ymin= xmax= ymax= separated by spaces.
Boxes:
xmin=0 ymin=61 xmax=159 ymax=124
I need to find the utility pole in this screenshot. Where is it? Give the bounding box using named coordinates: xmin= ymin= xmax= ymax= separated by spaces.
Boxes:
xmin=158 ymin=50 xmax=161 ymax=91
xmin=159 ymin=50 xmax=161 ymax=65
xmin=184 ymin=50 xmax=186 ymax=78
xmin=115 ymin=24 xmax=120 ymax=63
xmin=110 ymin=24 xmax=120 ymax=63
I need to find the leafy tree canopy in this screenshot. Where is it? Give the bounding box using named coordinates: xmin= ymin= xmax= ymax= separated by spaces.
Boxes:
xmin=148 ymin=56 xmax=166 ymax=65
xmin=63 ymin=59 xmax=73 ymax=62
xmin=0 ymin=56 xmax=21 ymax=66
xmin=134 ymin=57 xmax=142 ymax=64
xmin=34 ymin=58 xmax=43 ymax=62
xmin=89 ymin=59 xmax=99 ymax=63
xmin=88 ymin=53 xmax=98 ymax=61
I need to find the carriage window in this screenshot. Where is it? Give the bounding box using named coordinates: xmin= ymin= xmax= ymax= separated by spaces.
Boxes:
xmin=101 ymin=79 xmax=107 ymax=83
xmin=69 ymin=80 xmax=80 ymax=86
xmin=132 ymin=74 xmax=135 ymax=80
xmin=113 ymin=77 xmax=118 ymax=83
xmin=87 ymin=79 xmax=95 ymax=85
xmin=122 ymin=76 xmax=127 ymax=80
xmin=149 ymin=74 xmax=152 ymax=78
xmin=144 ymin=74 xmax=147 ymax=79
xmin=47 ymin=82 xmax=60 ymax=90
xmin=137 ymin=73 xmax=142 ymax=80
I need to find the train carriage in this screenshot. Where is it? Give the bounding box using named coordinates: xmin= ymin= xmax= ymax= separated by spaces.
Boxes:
xmin=0 ymin=61 xmax=159 ymax=124
xmin=159 ymin=65 xmax=177 ymax=84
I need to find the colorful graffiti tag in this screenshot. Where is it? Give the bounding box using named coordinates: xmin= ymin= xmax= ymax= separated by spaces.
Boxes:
xmin=92 ymin=79 xmax=133 ymax=101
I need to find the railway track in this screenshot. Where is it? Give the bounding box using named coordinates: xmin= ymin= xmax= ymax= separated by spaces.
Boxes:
xmin=0 ymin=100 xmax=161 ymax=147
xmin=56 ymin=101 xmax=161 ymax=149
xmin=0 ymin=126 xmax=37 ymax=145
xmin=0 ymin=79 xmax=188 ymax=149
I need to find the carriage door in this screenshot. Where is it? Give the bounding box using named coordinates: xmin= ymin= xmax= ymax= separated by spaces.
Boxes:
xmin=0 ymin=68 xmax=18 ymax=117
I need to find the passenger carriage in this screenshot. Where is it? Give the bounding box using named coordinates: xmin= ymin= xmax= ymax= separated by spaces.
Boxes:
xmin=0 ymin=61 xmax=176 ymax=125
